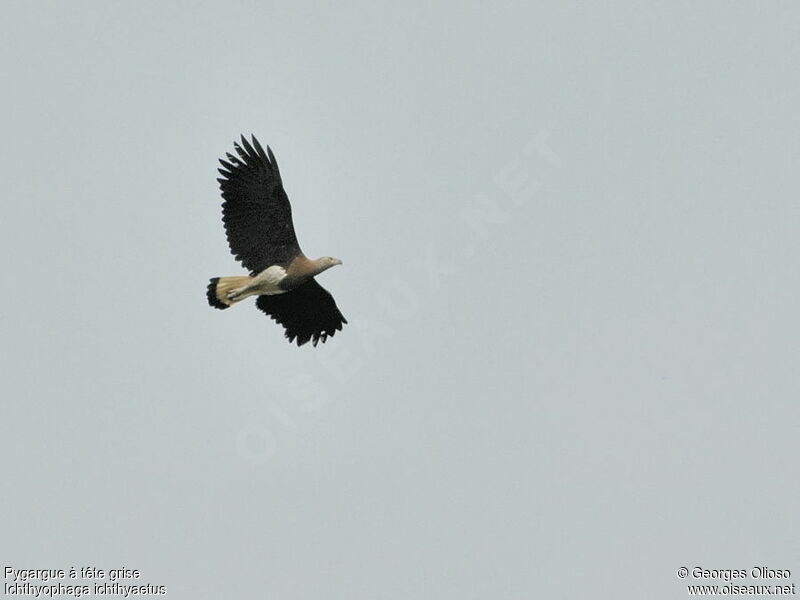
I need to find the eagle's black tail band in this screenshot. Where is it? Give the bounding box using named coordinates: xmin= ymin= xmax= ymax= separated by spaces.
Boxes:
xmin=207 ymin=278 xmax=230 ymax=310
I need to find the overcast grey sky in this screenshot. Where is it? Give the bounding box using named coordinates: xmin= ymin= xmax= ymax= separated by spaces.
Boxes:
xmin=2 ymin=2 xmax=798 ymax=598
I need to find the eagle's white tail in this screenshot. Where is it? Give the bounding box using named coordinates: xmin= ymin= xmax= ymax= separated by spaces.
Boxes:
xmin=207 ymin=276 xmax=253 ymax=309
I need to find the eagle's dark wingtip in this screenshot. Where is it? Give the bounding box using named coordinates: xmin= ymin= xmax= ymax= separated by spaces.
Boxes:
xmin=240 ymin=135 xmax=256 ymax=157
xmin=251 ymin=136 xmax=269 ymax=162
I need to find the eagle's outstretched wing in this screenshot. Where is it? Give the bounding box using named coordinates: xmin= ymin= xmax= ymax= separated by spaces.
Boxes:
xmin=256 ymin=280 xmax=347 ymax=347
xmin=217 ymin=135 xmax=302 ymax=274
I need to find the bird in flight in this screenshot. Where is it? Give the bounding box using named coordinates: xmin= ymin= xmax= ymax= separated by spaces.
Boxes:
xmin=207 ymin=135 xmax=347 ymax=346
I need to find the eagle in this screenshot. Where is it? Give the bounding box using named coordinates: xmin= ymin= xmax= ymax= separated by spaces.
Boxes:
xmin=207 ymin=135 xmax=347 ymax=346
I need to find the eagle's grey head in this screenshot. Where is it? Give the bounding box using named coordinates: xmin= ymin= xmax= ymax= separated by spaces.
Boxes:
xmin=315 ymin=256 xmax=343 ymax=273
